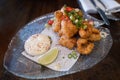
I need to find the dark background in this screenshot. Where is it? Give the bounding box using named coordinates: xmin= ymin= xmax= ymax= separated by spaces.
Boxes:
xmin=0 ymin=0 xmax=120 ymax=80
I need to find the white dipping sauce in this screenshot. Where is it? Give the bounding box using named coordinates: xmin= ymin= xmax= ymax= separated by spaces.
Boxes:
xmin=24 ymin=34 xmax=51 ymax=56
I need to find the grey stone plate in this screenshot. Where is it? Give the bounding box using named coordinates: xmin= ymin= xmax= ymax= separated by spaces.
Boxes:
xmin=3 ymin=13 xmax=113 ymax=79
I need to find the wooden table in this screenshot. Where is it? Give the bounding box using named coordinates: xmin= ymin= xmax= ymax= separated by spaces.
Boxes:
xmin=0 ymin=0 xmax=120 ymax=80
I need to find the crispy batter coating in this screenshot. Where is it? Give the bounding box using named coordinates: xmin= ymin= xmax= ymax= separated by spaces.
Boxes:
xmin=53 ymin=10 xmax=63 ymax=32
xmin=79 ymin=21 xmax=92 ymax=38
xmin=52 ymin=6 xmax=101 ymax=55
xmin=77 ymin=38 xmax=94 ymax=55
xmin=60 ymin=20 xmax=78 ymax=38
xmin=59 ymin=36 xmax=77 ymax=49
xmin=88 ymin=28 xmax=101 ymax=41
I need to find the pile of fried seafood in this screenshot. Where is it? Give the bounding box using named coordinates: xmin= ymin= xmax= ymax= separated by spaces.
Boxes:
xmin=51 ymin=6 xmax=101 ymax=55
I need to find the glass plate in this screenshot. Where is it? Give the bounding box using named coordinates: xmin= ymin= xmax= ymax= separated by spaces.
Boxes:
xmin=3 ymin=13 xmax=113 ymax=79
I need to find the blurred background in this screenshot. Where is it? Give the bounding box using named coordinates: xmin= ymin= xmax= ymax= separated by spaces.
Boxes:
xmin=0 ymin=0 xmax=120 ymax=80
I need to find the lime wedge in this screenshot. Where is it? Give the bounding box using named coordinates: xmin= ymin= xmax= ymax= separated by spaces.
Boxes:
xmin=38 ymin=48 xmax=59 ymax=65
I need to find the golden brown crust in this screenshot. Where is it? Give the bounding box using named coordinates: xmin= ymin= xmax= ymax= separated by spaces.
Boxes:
xmin=77 ymin=38 xmax=94 ymax=55
xmin=60 ymin=20 xmax=78 ymax=38
xmin=52 ymin=6 xmax=101 ymax=55
xmin=88 ymin=28 xmax=101 ymax=42
xmin=53 ymin=10 xmax=63 ymax=32
xmin=59 ymin=36 xmax=77 ymax=49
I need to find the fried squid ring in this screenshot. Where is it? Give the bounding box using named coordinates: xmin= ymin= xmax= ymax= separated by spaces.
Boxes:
xmin=77 ymin=38 xmax=94 ymax=55
xmin=88 ymin=28 xmax=101 ymax=42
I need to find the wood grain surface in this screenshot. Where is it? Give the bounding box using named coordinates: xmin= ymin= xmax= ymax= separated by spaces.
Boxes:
xmin=0 ymin=0 xmax=120 ymax=80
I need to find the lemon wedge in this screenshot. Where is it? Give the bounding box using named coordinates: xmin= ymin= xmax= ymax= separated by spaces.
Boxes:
xmin=38 ymin=47 xmax=59 ymax=65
